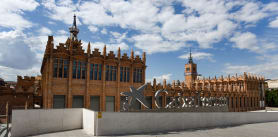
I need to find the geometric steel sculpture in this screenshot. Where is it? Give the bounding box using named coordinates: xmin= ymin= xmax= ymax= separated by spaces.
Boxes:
xmin=120 ymin=84 xmax=150 ymax=110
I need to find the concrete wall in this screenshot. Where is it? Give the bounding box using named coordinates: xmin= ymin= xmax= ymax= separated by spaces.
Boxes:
xmin=82 ymin=108 xmax=96 ymax=135
xmin=11 ymin=109 xmax=83 ymax=137
xmin=95 ymin=112 xmax=278 ymax=136
xmin=11 ymin=109 xmax=278 ymax=136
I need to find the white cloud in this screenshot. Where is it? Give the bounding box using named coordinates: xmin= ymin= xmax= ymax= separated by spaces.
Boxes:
xmin=178 ymin=51 xmax=215 ymax=62
xmin=230 ymin=32 xmax=277 ymax=54
xmin=42 ymin=0 xmax=79 ymax=25
xmin=101 ymin=29 xmax=107 ymax=34
xmin=131 ymin=33 xmax=186 ymax=54
xmin=0 ymin=0 xmax=39 ymax=30
xmin=0 ymin=31 xmax=39 ymax=70
xmin=40 ymin=0 xmax=278 ymax=54
xmin=57 ymin=30 xmax=67 ymax=35
xmin=223 ymin=61 xmax=278 ymax=79
xmin=269 ymin=17 xmax=278 ymax=28
xmin=38 ymin=27 xmax=52 ymax=35
xmin=0 ymin=65 xmax=40 ymax=81
xmin=230 ymin=32 xmax=260 ymax=52
xmin=88 ymin=26 xmax=98 ymax=32
xmin=232 ymin=2 xmax=267 ymax=24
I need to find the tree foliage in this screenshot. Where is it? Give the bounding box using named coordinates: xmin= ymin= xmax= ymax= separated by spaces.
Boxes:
xmin=265 ymin=89 xmax=278 ymax=107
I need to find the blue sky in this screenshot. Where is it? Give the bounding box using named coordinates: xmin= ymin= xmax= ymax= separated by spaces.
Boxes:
xmin=1 ymin=0 xmax=278 ymax=83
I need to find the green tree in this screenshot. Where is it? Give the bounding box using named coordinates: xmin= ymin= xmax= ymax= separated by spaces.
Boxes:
xmin=265 ymin=89 xmax=278 ymax=107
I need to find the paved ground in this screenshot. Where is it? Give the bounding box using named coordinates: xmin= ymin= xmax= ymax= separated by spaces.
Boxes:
xmin=31 ymin=122 xmax=278 ymax=137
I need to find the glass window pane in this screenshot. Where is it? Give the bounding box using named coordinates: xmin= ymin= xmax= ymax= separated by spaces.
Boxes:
xmin=94 ymin=64 xmax=98 ymax=80
xmin=124 ymin=67 xmax=126 ymax=82
xmin=106 ymin=65 xmax=109 ymax=81
xmin=136 ymin=69 xmax=139 ymax=83
xmin=58 ymin=59 xmax=63 ymax=78
xmin=106 ymin=96 xmax=115 ymax=112
xmin=120 ymin=67 xmax=123 ymax=82
xmin=98 ymin=64 xmax=102 ymax=80
xmin=109 ymin=66 xmax=113 ymax=81
xmin=77 ymin=61 xmax=81 ymax=79
xmin=53 ymin=95 xmax=65 ymax=108
xmin=63 ymin=60 xmax=68 ymax=78
xmin=127 ymin=68 xmax=130 ymax=82
xmin=73 ymin=60 xmax=76 ymax=79
xmin=82 ymin=62 xmax=86 ymax=79
xmin=90 ymin=96 xmax=100 ymax=111
xmin=133 ymin=69 xmax=136 ymax=82
xmin=90 ymin=64 xmax=94 ymax=80
xmin=113 ymin=66 xmax=116 ymax=81
xmin=53 ymin=58 xmax=58 ymax=78
xmin=72 ymin=95 xmax=84 ymax=108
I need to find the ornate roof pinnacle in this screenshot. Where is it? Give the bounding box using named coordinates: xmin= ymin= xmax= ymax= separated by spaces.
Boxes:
xmin=188 ymin=48 xmax=193 ymax=64
xmin=69 ymin=14 xmax=79 ymax=41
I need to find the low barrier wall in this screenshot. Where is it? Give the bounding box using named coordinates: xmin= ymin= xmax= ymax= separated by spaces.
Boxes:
xmin=95 ymin=112 xmax=278 ymax=136
xmin=11 ymin=109 xmax=278 ymax=136
xmin=11 ymin=109 xmax=83 ymax=137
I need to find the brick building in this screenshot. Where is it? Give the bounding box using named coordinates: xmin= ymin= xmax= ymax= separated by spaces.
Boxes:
xmin=40 ymin=15 xmax=264 ymax=112
xmin=141 ymin=52 xmax=265 ymax=112
xmin=0 ymin=76 xmax=42 ymax=121
xmin=40 ymin=15 xmax=146 ymax=111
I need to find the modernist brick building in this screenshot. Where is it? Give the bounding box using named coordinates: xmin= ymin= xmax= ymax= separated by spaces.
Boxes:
xmin=41 ymin=15 xmax=146 ymax=111
xmin=141 ymin=52 xmax=265 ymax=112
xmin=40 ymin=15 xmax=264 ymax=112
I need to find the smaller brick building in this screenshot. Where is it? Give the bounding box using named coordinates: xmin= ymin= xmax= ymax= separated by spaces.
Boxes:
xmin=0 ymin=76 xmax=42 ymax=117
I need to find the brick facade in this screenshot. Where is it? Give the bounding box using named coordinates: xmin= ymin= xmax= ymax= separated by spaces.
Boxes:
xmin=41 ymin=35 xmax=146 ymax=111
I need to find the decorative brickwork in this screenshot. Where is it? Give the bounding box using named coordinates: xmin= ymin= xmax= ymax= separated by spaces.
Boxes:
xmin=40 ymin=16 xmax=146 ymax=111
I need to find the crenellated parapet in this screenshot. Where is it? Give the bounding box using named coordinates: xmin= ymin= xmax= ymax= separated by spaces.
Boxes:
xmin=15 ymin=76 xmax=37 ymax=93
xmin=42 ymin=35 xmax=146 ymax=62
xmin=144 ymin=73 xmax=264 ymax=97
xmin=41 ymin=35 xmax=146 ymax=73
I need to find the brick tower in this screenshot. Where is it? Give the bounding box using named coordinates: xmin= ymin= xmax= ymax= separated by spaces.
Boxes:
xmin=184 ymin=49 xmax=198 ymax=87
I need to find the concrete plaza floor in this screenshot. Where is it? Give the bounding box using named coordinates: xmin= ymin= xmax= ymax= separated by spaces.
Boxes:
xmin=31 ymin=121 xmax=278 ymax=137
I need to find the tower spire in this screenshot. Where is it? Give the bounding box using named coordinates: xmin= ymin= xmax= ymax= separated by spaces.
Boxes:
xmin=188 ymin=48 xmax=193 ymax=64
xmin=69 ymin=14 xmax=79 ymax=41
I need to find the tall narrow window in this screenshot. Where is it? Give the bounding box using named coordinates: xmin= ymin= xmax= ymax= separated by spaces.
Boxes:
xmin=113 ymin=66 xmax=116 ymax=81
xmin=94 ymin=64 xmax=98 ymax=80
xmin=124 ymin=67 xmax=126 ymax=82
xmin=106 ymin=65 xmax=109 ymax=81
xmin=127 ymin=67 xmax=130 ymax=82
xmin=58 ymin=59 xmax=63 ymax=78
xmin=120 ymin=67 xmax=123 ymax=82
xmin=77 ymin=61 xmax=81 ymax=79
xmin=139 ymin=69 xmax=142 ymax=82
xmin=53 ymin=58 xmax=58 ymax=77
xmin=63 ymin=60 xmax=68 ymax=78
xmin=73 ymin=60 xmax=77 ymax=79
xmin=109 ymin=66 xmax=113 ymax=81
xmin=90 ymin=64 xmax=94 ymax=80
xmin=82 ymin=62 xmax=86 ymax=79
xmin=133 ymin=68 xmax=136 ymax=82
xmin=98 ymin=64 xmax=102 ymax=80
xmin=136 ymin=69 xmax=140 ymax=83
